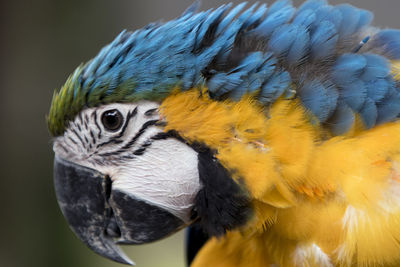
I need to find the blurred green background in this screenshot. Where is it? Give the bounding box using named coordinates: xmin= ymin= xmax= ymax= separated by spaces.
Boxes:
xmin=1 ymin=0 xmax=400 ymax=267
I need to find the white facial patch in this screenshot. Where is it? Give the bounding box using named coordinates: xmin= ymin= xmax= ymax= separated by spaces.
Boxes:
xmin=53 ymin=101 xmax=201 ymax=224
xmin=112 ymin=138 xmax=200 ymax=223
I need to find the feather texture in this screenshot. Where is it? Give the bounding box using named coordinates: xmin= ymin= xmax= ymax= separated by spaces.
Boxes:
xmin=372 ymin=29 xmax=400 ymax=60
xmin=49 ymin=0 xmax=399 ymax=140
xmin=160 ymin=89 xmax=400 ymax=267
xmin=298 ymin=80 xmax=338 ymax=122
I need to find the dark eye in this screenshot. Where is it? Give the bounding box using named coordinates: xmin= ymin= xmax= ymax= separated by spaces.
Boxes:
xmin=101 ymin=109 xmax=123 ymax=131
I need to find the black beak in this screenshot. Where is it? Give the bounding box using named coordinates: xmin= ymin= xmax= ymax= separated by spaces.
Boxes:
xmin=53 ymin=156 xmax=185 ymax=265
xmin=53 ymin=156 xmax=134 ymax=265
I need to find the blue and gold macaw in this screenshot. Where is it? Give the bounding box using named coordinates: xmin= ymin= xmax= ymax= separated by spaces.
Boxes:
xmin=48 ymin=0 xmax=400 ymax=266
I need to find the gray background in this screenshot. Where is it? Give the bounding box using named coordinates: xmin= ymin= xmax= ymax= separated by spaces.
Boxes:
xmin=1 ymin=1 xmax=399 ymax=267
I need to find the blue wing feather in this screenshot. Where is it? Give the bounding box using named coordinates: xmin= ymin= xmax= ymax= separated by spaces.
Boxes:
xmin=268 ymin=24 xmax=298 ymax=57
xmin=335 ymin=4 xmax=361 ymax=38
xmin=298 ymin=80 xmax=338 ymax=122
xmin=340 ymin=80 xmax=367 ymax=112
xmin=286 ymin=25 xmax=310 ymax=64
xmin=259 ymin=71 xmax=291 ymax=104
xmin=252 ymin=2 xmax=295 ymax=38
xmin=314 ymin=5 xmax=342 ymax=30
xmin=215 ymin=3 xmax=243 ymax=35
xmin=376 ymin=87 xmax=400 ymax=123
xmin=327 ymin=101 xmax=355 ymax=135
xmin=359 ymin=97 xmax=378 ymax=129
xmin=373 ymin=29 xmax=400 ymax=60
xmin=331 ymin=54 xmax=367 ymax=85
xmin=361 ymin=54 xmax=390 ymax=81
xmin=310 ymin=20 xmax=338 ymax=60
xmin=293 ymin=8 xmax=316 ymax=28
xmin=242 ymin=4 xmax=268 ymax=29
xmin=366 ymin=78 xmax=391 ymax=102
xmin=356 ymin=9 xmax=373 ymax=31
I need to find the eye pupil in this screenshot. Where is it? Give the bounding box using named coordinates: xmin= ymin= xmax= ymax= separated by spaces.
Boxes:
xmin=101 ymin=109 xmax=123 ymax=131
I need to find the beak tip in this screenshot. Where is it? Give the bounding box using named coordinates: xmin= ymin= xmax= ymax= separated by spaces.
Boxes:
xmin=127 ymin=260 xmax=135 ymax=266
xmin=117 ymin=253 xmax=135 ymax=266
xmin=113 ymin=247 xmax=135 ymax=266
xmin=87 ymin=233 xmax=135 ymax=266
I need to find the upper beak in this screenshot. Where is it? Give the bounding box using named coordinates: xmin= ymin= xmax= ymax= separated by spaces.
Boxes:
xmin=53 ymin=156 xmax=186 ymax=265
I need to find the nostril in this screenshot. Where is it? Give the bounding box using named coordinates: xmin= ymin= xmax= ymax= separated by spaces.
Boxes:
xmin=105 ymin=216 xmax=121 ymax=238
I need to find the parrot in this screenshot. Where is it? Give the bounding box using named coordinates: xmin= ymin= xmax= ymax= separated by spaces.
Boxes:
xmin=47 ymin=0 xmax=400 ymax=266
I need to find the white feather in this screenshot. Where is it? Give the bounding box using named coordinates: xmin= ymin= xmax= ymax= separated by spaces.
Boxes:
xmin=113 ymin=138 xmax=200 ymax=223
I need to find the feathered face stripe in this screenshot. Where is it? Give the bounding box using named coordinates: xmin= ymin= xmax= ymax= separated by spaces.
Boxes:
xmin=53 ymin=102 xmax=162 ymax=166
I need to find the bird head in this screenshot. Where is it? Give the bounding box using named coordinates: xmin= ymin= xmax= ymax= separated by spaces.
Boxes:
xmin=51 ymin=100 xmax=202 ymax=264
xmin=48 ymin=0 xmax=400 ymax=265
xmin=49 ymin=82 xmax=253 ymax=264
xmin=47 ymin=4 xmax=254 ymax=262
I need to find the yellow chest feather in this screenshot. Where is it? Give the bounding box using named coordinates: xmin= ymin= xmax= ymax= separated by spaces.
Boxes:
xmin=160 ymin=89 xmax=400 ymax=267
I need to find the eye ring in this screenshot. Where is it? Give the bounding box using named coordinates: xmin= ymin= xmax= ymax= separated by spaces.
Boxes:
xmin=101 ymin=109 xmax=124 ymax=132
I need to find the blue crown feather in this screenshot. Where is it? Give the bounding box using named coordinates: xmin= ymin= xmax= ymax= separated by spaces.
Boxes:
xmin=48 ymin=0 xmax=400 ymax=136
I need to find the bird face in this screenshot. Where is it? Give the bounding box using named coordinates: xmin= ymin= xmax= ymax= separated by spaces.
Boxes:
xmin=52 ymin=102 xmax=201 ymax=265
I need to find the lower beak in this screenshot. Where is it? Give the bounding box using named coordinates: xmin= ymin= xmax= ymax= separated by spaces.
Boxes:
xmin=53 ymin=156 xmax=185 ymax=265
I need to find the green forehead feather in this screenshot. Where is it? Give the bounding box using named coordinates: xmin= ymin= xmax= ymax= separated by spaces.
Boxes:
xmin=47 ymin=62 xmax=176 ymax=136
xmin=48 ymin=67 xmax=84 ymax=137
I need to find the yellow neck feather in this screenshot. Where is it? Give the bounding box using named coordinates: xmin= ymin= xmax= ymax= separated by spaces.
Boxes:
xmin=161 ymin=88 xmax=400 ymax=266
